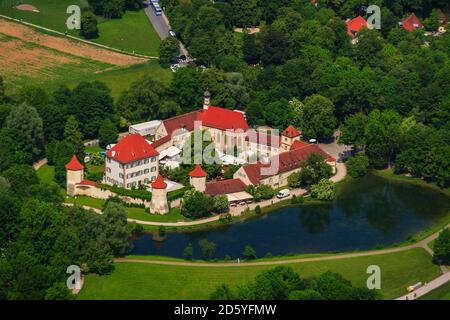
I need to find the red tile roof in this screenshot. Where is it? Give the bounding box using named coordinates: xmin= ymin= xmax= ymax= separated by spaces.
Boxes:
xmin=65 ymin=155 xmax=84 ymax=171
xmin=151 ymin=134 xmax=172 ymax=149
xmin=77 ymin=180 xmax=97 ymax=186
xmin=282 ymin=125 xmax=301 ymax=138
xmin=242 ymin=145 xmax=331 ymax=184
xmin=290 ymin=140 xmax=310 ymax=150
xmin=327 ymin=156 xmax=336 ymax=162
xmin=162 ymin=110 xmax=201 ymax=137
xmin=347 ymin=16 xmax=368 ymax=37
xmin=202 ymin=106 xmax=249 ymax=131
xmin=105 ymin=134 xmax=159 ymax=164
xmin=189 ymin=164 xmax=207 ymax=178
xmin=402 ymin=13 xmax=423 ymax=32
xmin=205 ymin=178 xmax=247 ymax=196
xmin=151 ymin=174 xmax=167 ymax=189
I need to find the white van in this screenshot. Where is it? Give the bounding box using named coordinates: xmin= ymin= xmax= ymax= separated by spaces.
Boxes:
xmin=277 ymin=189 xmax=291 ymax=199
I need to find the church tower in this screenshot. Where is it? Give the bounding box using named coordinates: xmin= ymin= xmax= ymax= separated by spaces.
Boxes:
xmin=203 ymin=90 xmax=211 ymax=110
xmin=280 ymin=125 xmax=301 ymax=152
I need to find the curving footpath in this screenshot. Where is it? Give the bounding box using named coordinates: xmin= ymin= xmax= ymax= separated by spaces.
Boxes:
xmin=115 ymin=223 xmax=450 ymax=268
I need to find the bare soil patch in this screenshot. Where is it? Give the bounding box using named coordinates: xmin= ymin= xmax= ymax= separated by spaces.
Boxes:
xmin=0 ymin=19 xmax=148 ymax=66
xmin=16 ymin=4 xmax=39 ymax=12
xmin=0 ymin=35 xmax=78 ymax=78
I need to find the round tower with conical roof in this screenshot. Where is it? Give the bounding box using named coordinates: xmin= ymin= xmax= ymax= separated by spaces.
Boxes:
xmin=150 ymin=174 xmax=169 ymax=214
xmin=65 ymin=155 xmax=84 ymax=196
xmin=189 ymin=164 xmax=207 ymax=192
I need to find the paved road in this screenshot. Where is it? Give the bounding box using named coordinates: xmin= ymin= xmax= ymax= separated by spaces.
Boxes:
xmin=144 ymin=6 xmax=170 ymax=40
xmin=396 ymin=272 xmax=450 ymax=300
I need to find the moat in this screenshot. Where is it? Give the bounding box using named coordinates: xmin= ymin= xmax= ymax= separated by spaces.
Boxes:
xmin=131 ymin=174 xmax=450 ymax=259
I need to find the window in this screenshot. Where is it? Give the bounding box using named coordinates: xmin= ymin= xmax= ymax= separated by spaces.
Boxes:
xmin=119 ymin=173 xmax=123 ymax=178
xmin=144 ymin=169 xmax=149 ymax=174
xmin=151 ymin=167 xmax=157 ymax=172
xmin=151 ymin=157 xmax=157 ymax=162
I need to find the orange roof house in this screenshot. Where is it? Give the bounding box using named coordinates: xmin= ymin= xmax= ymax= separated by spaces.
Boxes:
xmin=105 ymin=134 xmax=159 ymax=164
xmin=401 ymin=13 xmax=423 ymax=32
xmin=347 ymin=16 xmax=368 ymax=37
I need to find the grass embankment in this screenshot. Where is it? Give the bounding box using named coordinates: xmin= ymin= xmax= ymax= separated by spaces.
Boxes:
xmin=65 ymin=196 xmax=188 ymax=222
xmin=71 ymin=61 xmax=173 ymax=99
xmin=36 ymin=164 xmax=55 ymax=184
xmin=419 ymin=281 xmax=450 ymax=300
xmin=0 ymin=1 xmax=161 ymax=55
xmin=78 ymin=248 xmax=440 ymax=300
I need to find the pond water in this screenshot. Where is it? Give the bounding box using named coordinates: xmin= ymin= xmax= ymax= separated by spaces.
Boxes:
xmin=131 ymin=174 xmax=450 ymax=259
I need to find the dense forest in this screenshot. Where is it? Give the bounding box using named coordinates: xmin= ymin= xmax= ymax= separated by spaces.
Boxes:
xmin=0 ymin=0 xmax=449 ymax=299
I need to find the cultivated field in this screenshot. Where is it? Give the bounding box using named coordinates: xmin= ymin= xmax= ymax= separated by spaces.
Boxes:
xmin=0 ymin=0 xmax=161 ymax=55
xmin=0 ymin=18 xmax=172 ymax=96
xmin=0 ymin=19 xmax=147 ymax=65
xmin=0 ymin=32 xmax=112 ymax=94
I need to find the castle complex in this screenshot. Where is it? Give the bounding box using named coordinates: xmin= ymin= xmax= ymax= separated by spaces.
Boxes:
xmin=66 ymin=92 xmax=336 ymax=214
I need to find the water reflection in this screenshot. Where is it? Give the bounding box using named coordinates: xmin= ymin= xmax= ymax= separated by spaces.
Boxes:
xmin=131 ymin=174 xmax=450 ymax=259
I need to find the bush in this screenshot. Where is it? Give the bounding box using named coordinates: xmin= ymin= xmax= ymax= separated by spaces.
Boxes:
xmin=254 ymin=205 xmax=262 ymax=215
xmin=167 ymin=186 xmax=190 ymax=201
xmin=347 ymin=153 xmax=370 ymax=178
xmin=246 ymin=184 xmax=275 ymax=202
xmin=183 ymin=243 xmax=194 ymax=260
xmin=291 ymin=195 xmax=305 ymax=204
xmin=243 ymin=245 xmax=257 ymax=260
xmin=288 ymin=172 xmax=301 ymax=188
xmin=199 ymin=239 xmax=216 ymax=260
xmin=213 ymin=195 xmax=230 ymax=213
xmin=86 ymin=171 xmax=103 ymax=182
xmin=310 ymin=179 xmax=336 ymax=201
xmin=433 ymin=228 xmax=450 ymax=265
xmin=181 ymin=189 xmax=214 ymax=219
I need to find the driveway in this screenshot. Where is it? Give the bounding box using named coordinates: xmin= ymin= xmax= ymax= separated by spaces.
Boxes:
xmin=144 ymin=6 xmax=170 ymax=39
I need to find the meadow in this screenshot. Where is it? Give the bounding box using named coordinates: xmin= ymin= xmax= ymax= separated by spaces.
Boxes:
xmin=0 ymin=32 xmax=111 ymax=95
xmin=0 ymin=0 xmax=161 ymax=55
xmin=77 ymin=248 xmax=441 ymax=300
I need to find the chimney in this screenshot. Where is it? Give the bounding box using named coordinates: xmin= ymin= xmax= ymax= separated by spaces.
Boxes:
xmin=203 ymin=90 xmax=211 ymax=110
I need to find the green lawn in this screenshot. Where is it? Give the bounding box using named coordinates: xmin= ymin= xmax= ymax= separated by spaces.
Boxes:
xmin=36 ymin=164 xmax=55 ymax=184
xmin=85 ymin=146 xmax=104 ymax=154
xmin=419 ymin=281 xmax=450 ymax=300
xmin=78 ymin=248 xmax=440 ymax=300
xmin=0 ymin=1 xmax=161 ymax=55
xmin=67 ymin=61 xmax=173 ymax=99
xmin=65 ymin=196 xmax=188 ymax=222
xmin=127 ymin=207 xmax=189 ymax=222
xmin=66 ymin=196 xmax=105 ymax=209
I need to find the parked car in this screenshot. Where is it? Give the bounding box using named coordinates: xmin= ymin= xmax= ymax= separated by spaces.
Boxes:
xmin=277 ymin=189 xmax=291 ymax=199
xmin=169 ymin=30 xmax=176 ymax=37
xmin=407 ymin=282 xmax=423 ymax=292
